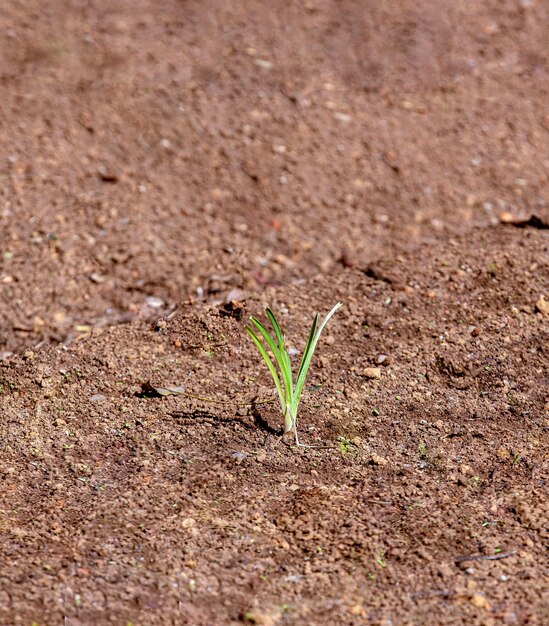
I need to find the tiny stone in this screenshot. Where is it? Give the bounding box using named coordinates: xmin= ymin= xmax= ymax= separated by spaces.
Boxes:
xmin=97 ymin=165 xmax=118 ymax=182
xmin=376 ymin=354 xmax=392 ymax=366
xmin=254 ymin=58 xmax=272 ymax=69
xmin=225 ymin=288 xmax=245 ymax=303
xmin=90 ymin=394 xmax=106 ymax=402
xmin=535 ymin=295 xmax=549 ymax=315
xmin=469 ymin=593 xmax=491 ymax=610
xmin=146 ymin=296 xmax=165 ymax=309
xmin=89 ymin=272 xmax=106 ymax=284
xmin=362 ymin=367 xmax=381 ymax=379
xmin=437 ymin=564 xmax=453 ymax=579
xmin=334 ymin=112 xmax=352 ymax=122
xmin=180 ymin=517 xmax=195 ymax=528
xmin=369 ymin=453 xmax=388 ymax=466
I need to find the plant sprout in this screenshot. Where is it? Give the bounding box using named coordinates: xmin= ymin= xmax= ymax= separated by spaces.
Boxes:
xmin=245 ymin=302 xmax=343 ymax=446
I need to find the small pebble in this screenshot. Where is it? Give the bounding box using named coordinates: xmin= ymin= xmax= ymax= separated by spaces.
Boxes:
xmin=334 ymin=112 xmax=352 ymax=123
xmin=362 ymin=367 xmax=381 ymax=379
xmin=376 ymin=354 xmax=392 ymax=366
xmin=369 ymin=453 xmax=388 ymax=466
xmin=89 ymin=273 xmax=106 ymax=284
xmin=225 ymin=288 xmax=245 ymax=303
xmin=459 ymin=464 xmax=474 ymax=476
xmin=231 ymin=451 xmax=247 ymax=464
xmin=97 ymin=165 xmax=118 ymax=182
xmin=469 ymin=593 xmax=491 ymax=610
xmin=496 ymin=448 xmax=510 ymax=460
xmin=146 ymin=296 xmax=165 ymax=309
xmin=254 ymin=58 xmax=272 ymax=69
xmin=535 ymin=295 xmax=549 ymax=315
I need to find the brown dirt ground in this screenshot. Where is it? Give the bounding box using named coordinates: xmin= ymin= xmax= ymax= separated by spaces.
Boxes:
xmin=0 ymin=1 xmax=548 ymax=625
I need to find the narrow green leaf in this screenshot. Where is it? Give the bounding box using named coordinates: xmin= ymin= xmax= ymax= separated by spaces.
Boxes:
xmin=314 ymin=302 xmax=344 ymax=340
xmin=265 ymin=307 xmax=293 ymax=389
xmin=250 ymin=317 xmax=282 ymax=364
xmin=291 ymin=315 xmax=318 ymax=416
xmin=292 ymin=303 xmax=343 ymax=415
xmin=295 ymin=313 xmax=318 ymax=386
xmin=245 ymin=326 xmax=286 ymax=413
xmin=250 ymin=315 xmax=293 ymax=407
xmin=265 ymin=308 xmax=285 ymax=352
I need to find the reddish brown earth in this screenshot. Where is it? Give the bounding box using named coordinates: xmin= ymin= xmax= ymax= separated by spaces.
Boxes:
xmin=0 ymin=1 xmax=548 ymax=625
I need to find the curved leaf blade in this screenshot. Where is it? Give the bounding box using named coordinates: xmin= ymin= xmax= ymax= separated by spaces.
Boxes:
xmin=245 ymin=326 xmax=286 ymax=413
xmin=292 ymin=303 xmax=343 ymax=414
xmin=250 ymin=315 xmax=293 ymax=407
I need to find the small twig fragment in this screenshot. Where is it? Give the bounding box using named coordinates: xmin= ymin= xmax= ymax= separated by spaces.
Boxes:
xmin=454 ymin=551 xmax=516 ymax=563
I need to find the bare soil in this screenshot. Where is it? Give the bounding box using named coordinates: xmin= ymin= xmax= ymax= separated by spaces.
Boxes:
xmin=0 ymin=1 xmax=548 ymax=625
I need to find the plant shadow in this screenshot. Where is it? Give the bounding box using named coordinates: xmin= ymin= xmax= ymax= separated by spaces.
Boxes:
xmin=171 ymin=399 xmax=280 ymax=437
xmin=250 ymin=399 xmax=281 ymax=436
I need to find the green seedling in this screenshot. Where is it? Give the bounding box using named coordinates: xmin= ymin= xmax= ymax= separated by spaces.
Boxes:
xmin=246 ymin=303 xmax=343 ymax=447
xmin=375 ymin=550 xmax=386 ymax=568
xmin=337 ymin=436 xmax=357 ymax=455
